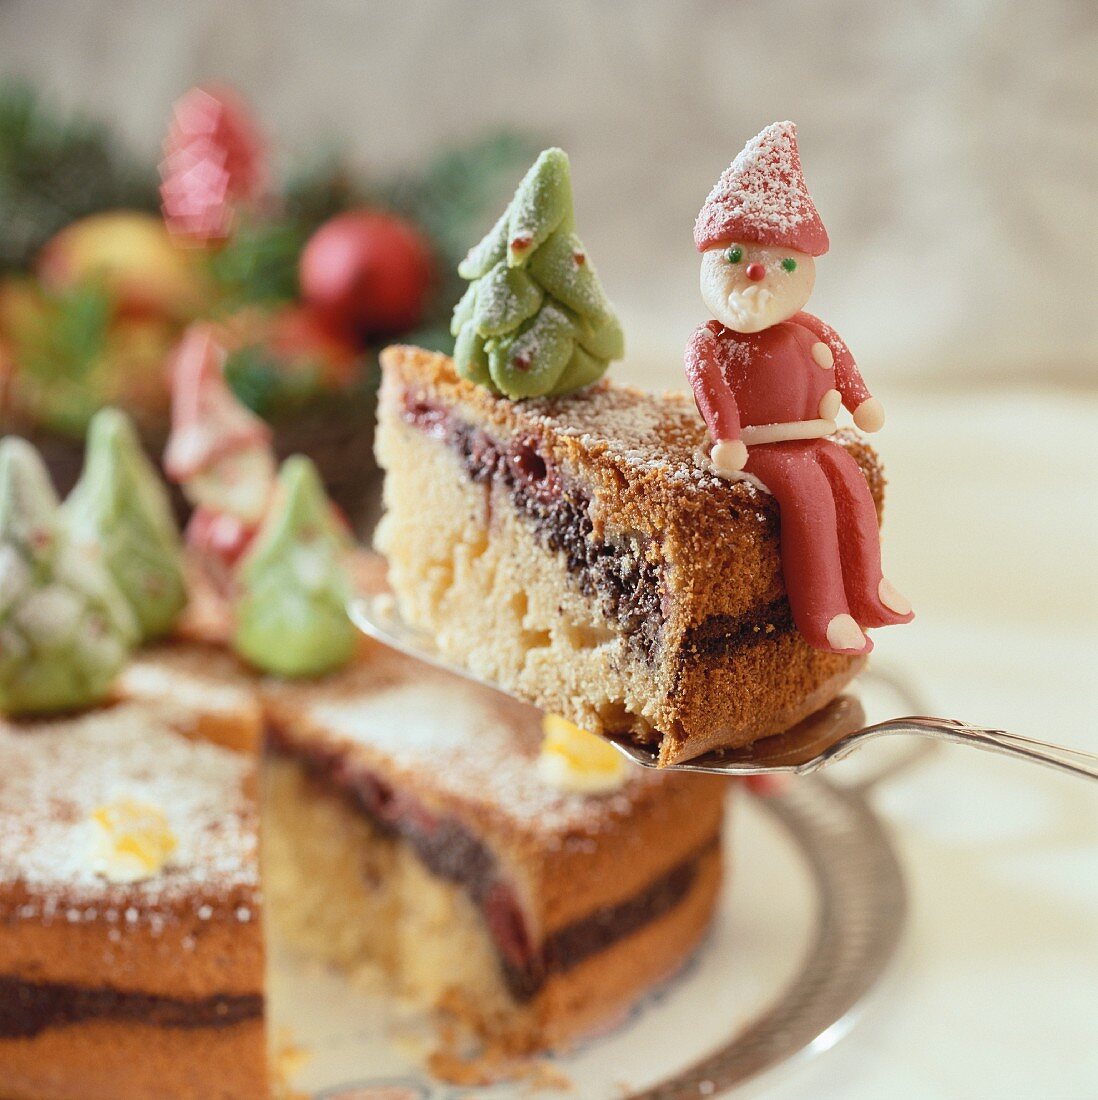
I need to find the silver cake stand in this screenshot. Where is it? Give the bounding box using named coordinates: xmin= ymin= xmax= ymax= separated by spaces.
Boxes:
xmin=628 ymin=772 xmax=906 ymax=1099
xmin=624 ymin=665 xmax=921 ymax=1099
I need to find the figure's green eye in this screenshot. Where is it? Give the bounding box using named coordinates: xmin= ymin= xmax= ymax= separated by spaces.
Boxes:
xmin=725 ymin=246 xmax=743 ymax=264
xmin=781 ymin=257 xmax=798 ymax=273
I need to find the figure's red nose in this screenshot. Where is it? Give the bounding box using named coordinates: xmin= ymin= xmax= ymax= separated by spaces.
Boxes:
xmin=745 ymin=262 xmax=766 ymax=282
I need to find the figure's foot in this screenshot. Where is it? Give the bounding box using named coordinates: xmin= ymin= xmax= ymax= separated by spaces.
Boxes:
xmin=846 ymin=577 xmax=915 ymax=629
xmin=825 ymin=614 xmax=872 ymax=654
xmin=878 ymin=578 xmax=913 ymax=617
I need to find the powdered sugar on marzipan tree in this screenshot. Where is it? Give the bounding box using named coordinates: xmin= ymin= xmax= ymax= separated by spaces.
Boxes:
xmin=163 ymin=323 xmax=276 ymax=575
xmin=684 ymin=121 xmax=913 ymax=656
xmin=0 ymin=437 xmax=137 ymax=715
xmin=452 ymin=147 xmax=624 ymax=398
xmin=64 ymin=408 xmax=187 ymax=642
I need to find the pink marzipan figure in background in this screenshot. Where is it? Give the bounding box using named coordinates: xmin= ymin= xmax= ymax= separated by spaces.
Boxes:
xmin=163 ymin=324 xmax=276 ymax=583
xmin=684 ymin=121 xmax=913 ymax=655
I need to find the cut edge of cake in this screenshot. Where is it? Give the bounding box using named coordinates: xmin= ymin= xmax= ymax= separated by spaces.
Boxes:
xmin=259 ymin=645 xmax=728 ymax=1057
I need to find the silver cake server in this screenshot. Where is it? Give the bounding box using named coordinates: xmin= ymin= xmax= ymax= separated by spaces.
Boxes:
xmin=348 ymin=594 xmax=1098 ymax=782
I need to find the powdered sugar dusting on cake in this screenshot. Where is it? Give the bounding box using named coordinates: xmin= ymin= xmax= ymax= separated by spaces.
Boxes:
xmin=0 ymin=701 xmax=258 ymax=918
xmin=522 ymin=382 xmax=732 ymax=491
xmin=302 ymin=676 xmax=662 ymax=836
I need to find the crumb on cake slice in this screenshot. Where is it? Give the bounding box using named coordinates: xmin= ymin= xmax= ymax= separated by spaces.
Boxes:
xmin=374 ymin=346 xmax=882 ymax=765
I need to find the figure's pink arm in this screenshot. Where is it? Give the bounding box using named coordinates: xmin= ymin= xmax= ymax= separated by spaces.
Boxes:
xmin=684 ymin=322 xmax=741 ymax=443
xmin=793 ymin=311 xmax=870 ymax=412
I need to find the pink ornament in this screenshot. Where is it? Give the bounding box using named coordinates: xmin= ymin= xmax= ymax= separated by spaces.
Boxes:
xmin=160 ymin=85 xmax=267 ymax=244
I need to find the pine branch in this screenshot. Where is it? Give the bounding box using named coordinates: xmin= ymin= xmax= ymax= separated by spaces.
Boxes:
xmin=0 ymin=81 xmax=158 ymax=272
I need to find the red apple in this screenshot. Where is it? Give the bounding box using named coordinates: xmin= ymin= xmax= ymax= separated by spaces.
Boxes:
xmin=265 ymin=305 xmax=361 ymax=388
xmin=299 ymin=211 xmax=434 ymax=339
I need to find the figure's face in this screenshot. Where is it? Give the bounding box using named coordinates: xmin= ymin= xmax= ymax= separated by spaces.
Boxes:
xmin=185 ymin=444 xmax=275 ymax=523
xmin=700 ymin=243 xmax=816 ymax=333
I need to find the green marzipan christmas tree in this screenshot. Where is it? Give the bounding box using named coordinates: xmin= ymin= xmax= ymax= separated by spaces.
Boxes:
xmin=233 ymin=455 xmax=356 ymax=678
xmin=0 ymin=436 xmax=137 ymax=715
xmin=451 ymin=147 xmax=624 ymax=399
xmin=64 ymin=408 xmax=187 ymax=641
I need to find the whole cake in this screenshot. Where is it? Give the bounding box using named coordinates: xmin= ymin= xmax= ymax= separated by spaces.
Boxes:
xmin=0 ymin=419 xmax=732 ymax=1095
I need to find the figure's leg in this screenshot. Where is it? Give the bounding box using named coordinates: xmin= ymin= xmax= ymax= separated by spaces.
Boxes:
xmin=817 ymin=441 xmax=914 ymax=629
xmin=746 ymin=445 xmax=871 ymax=654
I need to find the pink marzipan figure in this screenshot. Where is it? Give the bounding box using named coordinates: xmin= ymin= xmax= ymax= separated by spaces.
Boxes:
xmin=685 ymin=121 xmax=913 ymax=655
xmin=163 ymin=324 xmax=276 ymax=577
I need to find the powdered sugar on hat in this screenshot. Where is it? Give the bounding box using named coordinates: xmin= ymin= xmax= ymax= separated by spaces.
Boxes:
xmin=693 ymin=121 xmax=829 ymax=256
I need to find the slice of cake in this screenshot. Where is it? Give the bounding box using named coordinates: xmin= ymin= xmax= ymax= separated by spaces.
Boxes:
xmin=261 ymin=638 xmax=727 ymax=1055
xmin=374 ymin=346 xmax=884 ymax=765
xmin=0 ymin=693 xmax=266 ymax=1100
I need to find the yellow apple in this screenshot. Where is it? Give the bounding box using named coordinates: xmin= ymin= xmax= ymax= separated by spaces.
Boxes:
xmin=36 ymin=211 xmax=207 ymax=321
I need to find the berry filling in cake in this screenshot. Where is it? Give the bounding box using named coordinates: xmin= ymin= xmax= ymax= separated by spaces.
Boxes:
xmin=402 ymin=393 xmax=667 ymax=660
xmin=0 ymin=979 xmax=262 ymax=1040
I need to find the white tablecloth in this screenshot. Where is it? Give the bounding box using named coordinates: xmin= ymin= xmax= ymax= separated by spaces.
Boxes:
xmin=735 ymin=386 xmax=1098 ymax=1098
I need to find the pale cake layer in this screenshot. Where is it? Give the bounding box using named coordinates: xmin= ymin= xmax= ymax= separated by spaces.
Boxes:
xmin=264 ymin=757 xmax=515 ymax=1022
xmin=375 ymin=347 xmax=878 ymax=763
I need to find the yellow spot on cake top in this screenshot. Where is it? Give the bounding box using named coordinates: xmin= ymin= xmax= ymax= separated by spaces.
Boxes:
xmin=90 ymin=797 xmax=179 ymax=884
xmin=537 ymin=713 xmax=627 ymax=795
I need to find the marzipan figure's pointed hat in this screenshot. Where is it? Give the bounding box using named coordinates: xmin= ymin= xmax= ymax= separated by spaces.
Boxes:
xmin=163 ymin=324 xmax=270 ymax=482
xmin=694 ymin=121 xmax=829 ymax=256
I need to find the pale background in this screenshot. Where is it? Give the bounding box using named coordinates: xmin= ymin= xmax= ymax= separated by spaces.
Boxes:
xmin=2 ymin=2 xmax=1096 ymax=1097
xmin=4 ymin=0 xmax=1096 ymax=384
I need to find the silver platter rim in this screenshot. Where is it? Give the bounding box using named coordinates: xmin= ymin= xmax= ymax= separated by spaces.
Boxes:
xmin=629 ymin=775 xmax=906 ymax=1098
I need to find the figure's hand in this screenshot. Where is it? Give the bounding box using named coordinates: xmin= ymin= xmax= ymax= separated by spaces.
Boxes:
xmin=710 ymin=439 xmax=748 ymax=477
xmin=853 ymin=397 xmax=885 ymax=433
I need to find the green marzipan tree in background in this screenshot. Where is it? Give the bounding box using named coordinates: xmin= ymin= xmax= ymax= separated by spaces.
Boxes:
xmin=64 ymin=408 xmax=187 ymax=642
xmin=233 ymin=455 xmax=356 ymax=678
xmin=0 ymin=436 xmax=137 ymax=715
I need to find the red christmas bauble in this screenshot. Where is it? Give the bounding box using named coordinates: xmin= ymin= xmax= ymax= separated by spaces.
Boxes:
xmin=160 ymin=84 xmax=267 ymax=244
xmin=299 ymin=211 xmax=434 ymax=339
